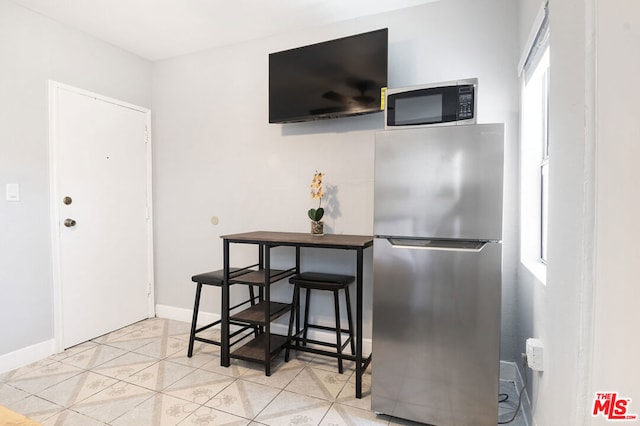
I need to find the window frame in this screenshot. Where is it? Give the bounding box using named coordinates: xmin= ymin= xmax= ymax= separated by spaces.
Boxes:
xmin=520 ymin=2 xmax=550 ymax=282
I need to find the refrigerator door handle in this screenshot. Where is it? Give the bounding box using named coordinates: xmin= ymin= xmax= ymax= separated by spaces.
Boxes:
xmin=387 ymin=238 xmax=489 ymax=252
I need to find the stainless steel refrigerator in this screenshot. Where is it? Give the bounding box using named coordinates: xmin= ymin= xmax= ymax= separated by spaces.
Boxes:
xmin=371 ymin=123 xmax=504 ymax=426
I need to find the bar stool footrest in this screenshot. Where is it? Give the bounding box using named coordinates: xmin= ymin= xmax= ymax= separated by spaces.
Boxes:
xmin=290 ymin=333 xmax=353 ymax=352
xmin=287 ymin=341 xmax=358 ymax=361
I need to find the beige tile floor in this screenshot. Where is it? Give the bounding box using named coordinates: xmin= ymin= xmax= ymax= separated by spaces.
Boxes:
xmin=0 ymin=318 xmax=526 ymax=425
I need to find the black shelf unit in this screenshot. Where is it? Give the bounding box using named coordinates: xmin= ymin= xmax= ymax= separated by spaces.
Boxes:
xmin=224 ymin=266 xmax=296 ymax=373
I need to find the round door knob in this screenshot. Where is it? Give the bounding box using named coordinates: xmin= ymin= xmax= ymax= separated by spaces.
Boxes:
xmin=64 ymin=218 xmax=77 ymax=228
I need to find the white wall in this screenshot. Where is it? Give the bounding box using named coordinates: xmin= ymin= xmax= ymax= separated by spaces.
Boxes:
xmin=590 ymin=1 xmax=640 ymax=423
xmin=515 ymin=0 xmax=595 ymax=423
xmin=0 ymin=0 xmax=151 ymax=366
xmin=152 ymin=0 xmax=520 ymax=355
xmin=516 ymin=0 xmax=640 ymax=424
xmin=542 ymin=1 xmax=596 ymax=423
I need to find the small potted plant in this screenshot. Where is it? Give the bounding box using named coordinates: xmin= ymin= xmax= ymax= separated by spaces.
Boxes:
xmin=308 ymin=171 xmax=324 ymax=235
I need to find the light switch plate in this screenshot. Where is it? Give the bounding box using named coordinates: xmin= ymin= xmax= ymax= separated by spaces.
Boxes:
xmin=6 ymin=183 xmax=19 ymax=201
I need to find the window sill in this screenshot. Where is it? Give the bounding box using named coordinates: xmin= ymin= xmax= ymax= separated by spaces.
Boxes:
xmin=522 ymin=258 xmax=547 ymax=285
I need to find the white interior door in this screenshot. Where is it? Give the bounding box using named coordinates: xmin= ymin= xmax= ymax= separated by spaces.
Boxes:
xmin=50 ymin=82 xmax=153 ymax=349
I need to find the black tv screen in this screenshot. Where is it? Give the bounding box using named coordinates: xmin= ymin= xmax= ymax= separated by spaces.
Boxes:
xmin=269 ymin=28 xmax=388 ymax=123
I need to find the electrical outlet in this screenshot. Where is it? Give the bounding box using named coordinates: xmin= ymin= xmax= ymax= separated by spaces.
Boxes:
xmin=6 ymin=183 xmax=19 ymax=201
xmin=526 ymin=338 xmax=544 ymax=371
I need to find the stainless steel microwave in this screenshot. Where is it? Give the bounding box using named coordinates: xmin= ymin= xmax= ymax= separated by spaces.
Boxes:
xmin=384 ymin=78 xmax=477 ymax=129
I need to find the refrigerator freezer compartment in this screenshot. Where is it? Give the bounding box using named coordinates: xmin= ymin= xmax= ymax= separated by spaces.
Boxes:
xmin=374 ymin=124 xmax=504 ymax=241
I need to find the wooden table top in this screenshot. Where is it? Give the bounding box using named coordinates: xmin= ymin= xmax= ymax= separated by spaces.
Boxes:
xmin=221 ymin=231 xmax=373 ymax=249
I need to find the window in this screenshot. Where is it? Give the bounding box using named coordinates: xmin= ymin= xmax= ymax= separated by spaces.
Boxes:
xmin=538 ymin=50 xmax=550 ymax=264
xmin=520 ymin=3 xmax=549 ymax=282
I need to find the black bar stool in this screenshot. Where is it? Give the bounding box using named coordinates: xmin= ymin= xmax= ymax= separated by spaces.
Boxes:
xmin=285 ymin=271 xmax=355 ymax=373
xmin=188 ymin=267 xmax=259 ymax=357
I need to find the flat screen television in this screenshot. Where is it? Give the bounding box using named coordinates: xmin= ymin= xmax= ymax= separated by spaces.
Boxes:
xmin=269 ymin=28 xmax=388 ymax=123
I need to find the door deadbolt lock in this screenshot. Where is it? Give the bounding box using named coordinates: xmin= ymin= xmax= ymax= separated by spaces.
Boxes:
xmin=64 ymin=218 xmax=77 ymax=228
xmin=63 ymin=196 xmax=73 ymax=205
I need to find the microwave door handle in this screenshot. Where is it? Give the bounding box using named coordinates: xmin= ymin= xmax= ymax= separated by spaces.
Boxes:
xmin=387 ymin=238 xmax=487 ymax=252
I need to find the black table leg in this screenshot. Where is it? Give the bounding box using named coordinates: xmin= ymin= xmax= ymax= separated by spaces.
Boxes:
xmin=264 ymin=244 xmax=271 ymax=376
xmin=221 ymin=239 xmax=230 ymax=367
xmin=356 ymin=247 xmax=363 ymax=398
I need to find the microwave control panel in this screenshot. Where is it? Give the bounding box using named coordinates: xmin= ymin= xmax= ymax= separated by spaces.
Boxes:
xmin=457 ymin=85 xmax=475 ymax=120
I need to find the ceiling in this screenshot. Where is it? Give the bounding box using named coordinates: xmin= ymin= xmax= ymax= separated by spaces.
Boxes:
xmin=9 ymin=0 xmax=438 ymax=61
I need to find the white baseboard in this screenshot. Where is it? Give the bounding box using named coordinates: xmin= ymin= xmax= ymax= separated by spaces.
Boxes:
xmin=500 ymin=360 xmax=532 ymax=426
xmin=155 ymin=303 xmax=373 ymax=355
xmin=155 ymin=303 xmax=209 ymax=324
xmin=0 ymin=339 xmax=56 ymax=374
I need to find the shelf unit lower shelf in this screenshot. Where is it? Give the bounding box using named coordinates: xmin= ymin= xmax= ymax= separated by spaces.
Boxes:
xmin=229 ymin=301 xmax=291 ymax=325
xmin=230 ymin=333 xmax=289 ymax=363
xmin=229 ymin=268 xmax=296 ymax=286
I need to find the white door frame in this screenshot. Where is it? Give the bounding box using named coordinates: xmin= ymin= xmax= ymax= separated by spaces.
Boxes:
xmin=48 ymin=81 xmax=155 ymax=352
